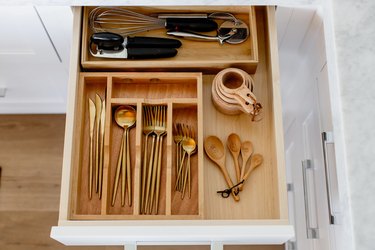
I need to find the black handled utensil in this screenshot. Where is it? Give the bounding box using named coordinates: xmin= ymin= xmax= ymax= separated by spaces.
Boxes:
xmin=91 ymin=32 xmax=182 ymax=50
xmin=89 ymin=7 xmax=218 ymax=36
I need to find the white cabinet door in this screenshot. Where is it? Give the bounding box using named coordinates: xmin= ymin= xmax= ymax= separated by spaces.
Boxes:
xmin=0 ymin=6 xmax=72 ymax=113
xmin=277 ymin=6 xmax=338 ymax=250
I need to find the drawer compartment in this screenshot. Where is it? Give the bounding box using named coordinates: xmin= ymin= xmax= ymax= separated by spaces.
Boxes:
xmin=70 ymin=72 xmax=204 ymax=220
xmin=81 ymin=6 xmax=258 ymax=73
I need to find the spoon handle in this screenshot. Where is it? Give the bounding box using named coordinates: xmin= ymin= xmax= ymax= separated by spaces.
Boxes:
xmin=140 ymin=133 xmax=149 ymax=214
xmin=112 ymin=136 xmax=123 ymax=206
xmin=126 ymin=128 xmax=132 ymax=206
xmin=155 ymin=134 xmax=164 ymax=214
xmin=144 ymin=135 xmax=156 ymax=214
xmin=233 ymin=155 xmax=241 ymax=183
xmin=220 ymin=165 xmax=240 ymax=201
xmin=149 ymin=135 xmax=160 ymax=214
xmin=121 ymin=132 xmax=127 ymax=206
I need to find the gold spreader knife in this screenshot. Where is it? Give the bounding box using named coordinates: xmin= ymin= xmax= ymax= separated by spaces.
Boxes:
xmin=98 ymin=99 xmax=106 ymax=199
xmin=88 ymin=98 xmax=96 ymax=199
xmin=94 ymin=94 xmax=102 ymax=193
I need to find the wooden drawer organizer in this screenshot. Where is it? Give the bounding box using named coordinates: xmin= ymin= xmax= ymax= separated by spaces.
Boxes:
xmin=81 ymin=6 xmax=259 ymax=73
xmin=52 ymin=5 xmax=292 ymax=246
xmin=71 ymin=72 xmax=204 ymax=219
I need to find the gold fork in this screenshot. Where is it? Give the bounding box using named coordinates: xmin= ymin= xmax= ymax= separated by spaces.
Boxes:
xmin=173 ymin=123 xmax=183 ymax=187
xmin=140 ymin=106 xmax=154 ymax=214
xmin=146 ymin=105 xmax=167 ymax=214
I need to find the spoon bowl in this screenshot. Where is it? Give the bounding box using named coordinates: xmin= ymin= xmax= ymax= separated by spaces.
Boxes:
xmin=204 ymin=136 xmax=240 ymax=201
xmin=115 ymin=106 xmax=136 ymax=129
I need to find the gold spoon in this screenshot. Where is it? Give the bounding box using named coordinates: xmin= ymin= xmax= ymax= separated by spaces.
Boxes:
xmin=227 ymin=133 xmax=241 ymax=184
xmin=181 ymin=136 xmax=197 ymax=199
xmin=112 ymin=105 xmax=136 ymax=206
xmin=239 ymin=140 xmax=253 ymax=190
xmin=204 ymin=136 xmax=240 ymax=201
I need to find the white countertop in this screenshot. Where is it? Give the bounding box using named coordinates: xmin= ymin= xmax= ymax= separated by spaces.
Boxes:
xmin=1 ymin=0 xmax=373 ymax=249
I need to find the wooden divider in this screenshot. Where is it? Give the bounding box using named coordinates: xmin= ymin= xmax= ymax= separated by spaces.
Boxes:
xmin=70 ymin=72 xmax=203 ymax=220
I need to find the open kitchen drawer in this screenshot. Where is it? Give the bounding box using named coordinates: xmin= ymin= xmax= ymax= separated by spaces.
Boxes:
xmin=51 ymin=5 xmax=294 ymax=248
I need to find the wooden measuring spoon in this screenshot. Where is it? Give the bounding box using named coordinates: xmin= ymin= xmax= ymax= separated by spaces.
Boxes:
xmin=243 ymin=154 xmax=263 ymax=186
xmin=239 ymin=140 xmax=253 ymax=190
xmin=204 ymin=136 xmax=240 ymax=201
xmin=227 ymin=133 xmax=241 ymax=183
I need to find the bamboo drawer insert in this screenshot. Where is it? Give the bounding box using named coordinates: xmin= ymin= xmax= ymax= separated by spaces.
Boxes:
xmin=66 ymin=7 xmax=286 ymax=222
xmin=70 ymin=73 xmax=204 ymax=220
xmin=81 ymin=6 xmax=258 ymax=73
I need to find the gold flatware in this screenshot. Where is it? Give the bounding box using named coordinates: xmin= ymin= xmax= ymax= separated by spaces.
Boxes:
xmin=181 ymin=126 xmax=196 ymax=199
xmin=94 ymin=94 xmax=102 ymax=193
xmin=98 ymin=99 xmax=106 ymax=199
xmin=173 ymin=123 xmax=183 ymax=190
xmin=140 ymin=106 xmax=154 ymax=214
xmin=154 ymin=106 xmax=167 ymax=214
xmin=112 ymin=105 xmax=136 ymax=206
xmin=143 ymin=105 xmax=167 ymax=214
xmin=88 ymin=98 xmax=96 ymax=199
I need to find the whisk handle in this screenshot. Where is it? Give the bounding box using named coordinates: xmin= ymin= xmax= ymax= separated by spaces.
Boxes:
xmin=165 ymin=18 xmax=218 ymax=32
xmin=127 ymin=48 xmax=178 ymax=59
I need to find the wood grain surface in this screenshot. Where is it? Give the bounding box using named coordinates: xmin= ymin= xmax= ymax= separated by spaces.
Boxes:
xmin=0 ymin=114 xmax=122 ymax=250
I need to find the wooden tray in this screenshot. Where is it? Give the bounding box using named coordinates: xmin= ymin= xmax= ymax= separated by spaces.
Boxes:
xmin=81 ymin=6 xmax=258 ymax=73
xmin=70 ymin=72 xmax=204 ymax=220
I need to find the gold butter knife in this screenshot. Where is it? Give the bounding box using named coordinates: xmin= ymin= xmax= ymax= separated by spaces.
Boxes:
xmin=94 ymin=94 xmax=102 ymax=193
xmin=88 ymin=98 xmax=96 ymax=199
xmin=98 ymin=99 xmax=105 ymax=199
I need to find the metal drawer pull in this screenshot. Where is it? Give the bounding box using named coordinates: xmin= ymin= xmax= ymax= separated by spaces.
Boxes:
xmin=322 ymin=131 xmax=337 ymax=225
xmin=302 ymin=159 xmax=319 ymax=239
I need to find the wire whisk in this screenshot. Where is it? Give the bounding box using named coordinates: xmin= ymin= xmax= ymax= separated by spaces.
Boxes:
xmin=89 ymin=7 xmax=166 ymax=36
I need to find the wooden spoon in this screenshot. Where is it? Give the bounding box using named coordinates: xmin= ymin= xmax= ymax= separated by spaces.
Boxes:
xmin=227 ymin=133 xmax=241 ymax=183
xmin=239 ymin=140 xmax=253 ymax=190
xmin=243 ymin=154 xmax=263 ymax=186
xmin=204 ymin=136 xmax=240 ymax=201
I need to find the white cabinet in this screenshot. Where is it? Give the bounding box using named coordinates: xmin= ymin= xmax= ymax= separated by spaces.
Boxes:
xmin=277 ymin=6 xmax=348 ymax=250
xmin=0 ymin=6 xmax=72 ymax=113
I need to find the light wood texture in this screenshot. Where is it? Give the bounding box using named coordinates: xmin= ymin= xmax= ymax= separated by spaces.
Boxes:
xmin=81 ymin=6 xmax=258 ymax=73
xmin=70 ymin=73 xmax=203 ymax=219
xmin=58 ymin=4 xmax=286 ymax=229
xmin=0 ymin=115 xmax=64 ymax=212
xmin=202 ymin=8 xmax=283 ymax=220
xmin=0 ymin=114 xmax=121 ymax=250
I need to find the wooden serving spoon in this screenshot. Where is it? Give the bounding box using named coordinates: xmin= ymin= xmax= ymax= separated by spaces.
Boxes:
xmin=227 ymin=133 xmax=241 ymax=183
xmin=239 ymin=140 xmax=253 ymax=190
xmin=243 ymin=154 xmax=263 ymax=185
xmin=204 ymin=136 xmax=240 ymax=201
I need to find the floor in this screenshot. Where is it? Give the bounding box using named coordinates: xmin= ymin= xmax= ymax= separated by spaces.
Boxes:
xmin=0 ymin=115 xmax=283 ymax=250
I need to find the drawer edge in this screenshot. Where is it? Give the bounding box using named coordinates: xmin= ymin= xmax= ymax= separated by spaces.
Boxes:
xmin=51 ymin=224 xmax=294 ymax=245
xmin=58 ymin=6 xmax=83 ymax=223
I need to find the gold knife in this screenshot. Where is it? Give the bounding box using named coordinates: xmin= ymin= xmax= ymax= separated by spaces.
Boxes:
xmin=88 ymin=98 xmax=96 ymax=199
xmin=98 ymin=99 xmax=105 ymax=199
xmin=94 ymin=94 xmax=102 ymax=193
